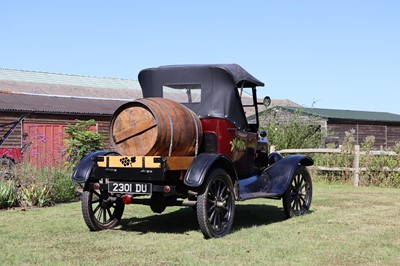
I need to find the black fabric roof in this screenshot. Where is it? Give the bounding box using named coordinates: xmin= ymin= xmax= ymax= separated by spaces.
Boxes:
xmin=155 ymin=64 xmax=265 ymax=87
xmin=139 ymin=64 xmax=265 ymax=130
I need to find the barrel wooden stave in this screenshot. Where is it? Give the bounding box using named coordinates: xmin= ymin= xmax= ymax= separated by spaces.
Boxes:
xmin=110 ymin=98 xmax=202 ymax=156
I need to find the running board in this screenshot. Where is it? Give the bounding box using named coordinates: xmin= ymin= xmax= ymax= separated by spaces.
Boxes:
xmin=237 ymin=172 xmax=282 ymax=201
xmin=238 ymin=191 xmax=280 ymax=201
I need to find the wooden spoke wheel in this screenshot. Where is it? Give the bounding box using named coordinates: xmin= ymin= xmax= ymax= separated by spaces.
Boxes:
xmin=196 ymin=168 xmax=235 ymax=239
xmin=282 ymin=165 xmax=312 ymax=218
xmin=81 ymin=186 xmax=124 ymax=231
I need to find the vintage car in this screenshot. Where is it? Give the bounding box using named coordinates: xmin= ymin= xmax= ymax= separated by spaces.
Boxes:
xmin=72 ymin=64 xmax=313 ymax=238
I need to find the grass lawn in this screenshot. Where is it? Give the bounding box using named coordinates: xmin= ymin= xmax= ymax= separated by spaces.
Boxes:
xmin=1 ymin=183 xmax=399 ymax=265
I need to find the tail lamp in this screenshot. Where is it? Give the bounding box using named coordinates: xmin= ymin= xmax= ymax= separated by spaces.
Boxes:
xmin=122 ymin=195 xmax=132 ymax=205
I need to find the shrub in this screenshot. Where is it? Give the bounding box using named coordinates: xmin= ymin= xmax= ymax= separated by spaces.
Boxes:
xmin=63 ymin=119 xmax=104 ymax=168
xmin=19 ymin=184 xmax=50 ymax=207
xmin=262 ymin=108 xmax=326 ymax=150
xmin=15 ymin=164 xmax=51 ymax=207
xmin=49 ymin=168 xmax=78 ymax=203
xmin=10 ymin=163 xmax=77 ymax=208
xmin=0 ymin=180 xmax=16 ymax=208
xmin=341 ymin=129 xmax=356 ymax=154
xmin=313 ymin=131 xmax=400 ymax=188
xmin=393 ymin=142 xmax=400 ymax=154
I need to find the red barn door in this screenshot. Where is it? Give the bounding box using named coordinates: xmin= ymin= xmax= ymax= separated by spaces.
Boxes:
xmin=23 ymin=123 xmax=66 ymax=168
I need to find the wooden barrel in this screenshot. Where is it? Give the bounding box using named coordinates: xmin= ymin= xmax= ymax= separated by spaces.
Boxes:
xmin=110 ymin=98 xmax=203 ymax=156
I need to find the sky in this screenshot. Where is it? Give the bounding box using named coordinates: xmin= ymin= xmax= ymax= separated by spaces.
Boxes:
xmin=1 ymin=1 xmax=399 ymax=114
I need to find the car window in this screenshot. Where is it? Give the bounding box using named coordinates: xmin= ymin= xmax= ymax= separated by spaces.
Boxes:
xmin=163 ymin=84 xmax=201 ymax=103
xmin=238 ymin=89 xmax=257 ymax=124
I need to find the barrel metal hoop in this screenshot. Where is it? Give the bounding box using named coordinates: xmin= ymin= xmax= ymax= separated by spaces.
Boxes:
xmin=189 ymin=110 xmax=199 ymax=157
xmin=149 ymin=99 xmax=174 ymax=156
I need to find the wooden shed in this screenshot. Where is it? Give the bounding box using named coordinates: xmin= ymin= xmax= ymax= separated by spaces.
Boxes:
xmin=0 ymin=68 xmax=142 ymax=167
xmin=263 ymin=106 xmax=400 ymax=149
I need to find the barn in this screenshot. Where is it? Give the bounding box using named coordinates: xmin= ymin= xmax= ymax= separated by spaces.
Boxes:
xmin=264 ymin=106 xmax=400 ymax=149
xmin=0 ymin=68 xmax=142 ymax=167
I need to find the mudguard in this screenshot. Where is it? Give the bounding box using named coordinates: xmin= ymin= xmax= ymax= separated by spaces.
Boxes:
xmin=184 ymin=153 xmax=238 ymax=187
xmin=263 ymin=154 xmax=313 ymax=196
xmin=71 ymin=150 xmax=119 ymax=183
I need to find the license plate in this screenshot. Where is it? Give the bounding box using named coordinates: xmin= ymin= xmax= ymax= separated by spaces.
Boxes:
xmin=108 ymin=182 xmax=152 ymax=195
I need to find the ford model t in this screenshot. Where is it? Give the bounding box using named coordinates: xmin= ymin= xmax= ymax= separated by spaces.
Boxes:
xmin=72 ymin=64 xmax=313 ymax=238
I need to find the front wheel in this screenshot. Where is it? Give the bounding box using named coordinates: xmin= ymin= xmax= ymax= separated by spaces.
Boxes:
xmin=282 ymin=165 xmax=312 ymax=218
xmin=196 ymin=168 xmax=235 ymax=239
xmin=81 ymin=186 xmax=125 ymax=231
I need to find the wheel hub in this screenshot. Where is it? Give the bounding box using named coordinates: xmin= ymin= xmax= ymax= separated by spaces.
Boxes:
xmin=216 ymin=200 xmax=225 ymax=208
xmin=100 ymin=198 xmax=112 ymax=209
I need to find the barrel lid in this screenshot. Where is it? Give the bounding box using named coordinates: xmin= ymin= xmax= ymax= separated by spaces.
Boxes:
xmin=110 ymin=101 xmax=158 ymax=155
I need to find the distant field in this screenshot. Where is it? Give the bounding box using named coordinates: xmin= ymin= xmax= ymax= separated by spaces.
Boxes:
xmin=1 ymin=183 xmax=399 ymax=265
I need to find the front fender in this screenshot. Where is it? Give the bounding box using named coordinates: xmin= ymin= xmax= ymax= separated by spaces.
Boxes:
xmin=263 ymin=154 xmax=313 ymax=196
xmin=184 ymin=153 xmax=237 ymax=187
xmin=71 ymin=150 xmax=119 ymax=183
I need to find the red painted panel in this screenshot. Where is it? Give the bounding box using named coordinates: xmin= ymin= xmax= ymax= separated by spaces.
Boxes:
xmin=200 ymin=118 xmax=236 ymax=157
xmin=0 ymin=148 xmax=22 ymax=161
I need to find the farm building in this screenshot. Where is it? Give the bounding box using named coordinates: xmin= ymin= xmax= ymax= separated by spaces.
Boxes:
xmin=0 ymin=68 xmax=142 ymax=167
xmin=263 ymin=106 xmax=400 ymax=149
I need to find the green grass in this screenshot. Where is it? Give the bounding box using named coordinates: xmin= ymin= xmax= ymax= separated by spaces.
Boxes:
xmin=1 ymin=183 xmax=399 ymax=265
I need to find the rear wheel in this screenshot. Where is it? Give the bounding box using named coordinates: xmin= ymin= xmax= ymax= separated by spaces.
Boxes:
xmin=196 ymin=168 xmax=235 ymax=239
xmin=81 ymin=185 xmax=124 ymax=231
xmin=282 ymin=165 xmax=312 ymax=218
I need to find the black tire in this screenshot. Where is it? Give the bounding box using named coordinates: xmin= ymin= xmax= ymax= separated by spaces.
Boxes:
xmin=81 ymin=187 xmax=125 ymax=231
xmin=196 ymin=168 xmax=235 ymax=239
xmin=0 ymin=157 xmax=16 ymax=180
xmin=282 ymin=165 xmax=312 ymax=218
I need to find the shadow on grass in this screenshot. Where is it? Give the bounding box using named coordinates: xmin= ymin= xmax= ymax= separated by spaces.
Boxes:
xmin=118 ymin=203 xmax=287 ymax=235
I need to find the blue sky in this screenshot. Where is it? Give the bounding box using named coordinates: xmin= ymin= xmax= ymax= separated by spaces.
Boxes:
xmin=1 ymin=1 xmax=399 ymax=114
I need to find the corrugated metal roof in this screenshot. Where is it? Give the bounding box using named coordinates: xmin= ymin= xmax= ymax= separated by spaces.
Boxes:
xmin=0 ymin=91 xmax=126 ymax=115
xmin=279 ymin=106 xmax=400 ymax=122
xmin=0 ymin=67 xmax=143 ymax=101
xmin=0 ymin=68 xmax=141 ymax=90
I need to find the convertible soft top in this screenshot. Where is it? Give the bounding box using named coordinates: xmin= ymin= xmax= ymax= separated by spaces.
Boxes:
xmin=138 ymin=64 xmax=264 ymax=130
xmin=152 ymin=64 xmax=264 ymax=87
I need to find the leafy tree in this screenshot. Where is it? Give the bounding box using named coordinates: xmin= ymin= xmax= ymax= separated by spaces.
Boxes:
xmin=64 ymin=120 xmax=103 ymax=168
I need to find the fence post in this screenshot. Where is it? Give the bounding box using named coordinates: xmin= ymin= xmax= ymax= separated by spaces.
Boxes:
xmin=270 ymin=145 xmax=275 ymax=153
xmin=353 ymin=145 xmax=360 ymax=186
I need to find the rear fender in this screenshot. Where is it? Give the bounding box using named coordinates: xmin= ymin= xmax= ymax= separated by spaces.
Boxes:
xmin=263 ymin=155 xmax=313 ymax=196
xmin=71 ymin=150 xmax=119 ymax=183
xmin=184 ymin=153 xmax=238 ymax=188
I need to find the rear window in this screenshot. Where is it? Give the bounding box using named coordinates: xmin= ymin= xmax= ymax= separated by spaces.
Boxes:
xmin=163 ymin=84 xmax=201 ymax=103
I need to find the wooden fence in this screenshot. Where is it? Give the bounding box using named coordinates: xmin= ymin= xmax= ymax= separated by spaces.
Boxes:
xmin=270 ymin=145 xmax=399 ymax=186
